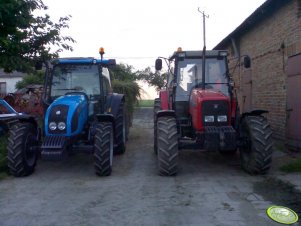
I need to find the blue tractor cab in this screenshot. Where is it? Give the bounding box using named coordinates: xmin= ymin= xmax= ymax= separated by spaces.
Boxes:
xmin=6 ymin=48 xmax=128 ymax=177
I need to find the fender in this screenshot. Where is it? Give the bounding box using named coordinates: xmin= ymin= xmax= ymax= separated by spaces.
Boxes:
xmin=239 ymin=109 xmax=269 ymax=122
xmin=240 ymin=109 xmax=269 ymax=120
xmin=157 ymin=110 xmax=176 ymax=119
xmin=96 ymin=113 xmax=115 ymax=123
xmin=107 ymin=93 xmax=125 ymax=119
xmin=159 ymin=90 xmax=169 ymax=110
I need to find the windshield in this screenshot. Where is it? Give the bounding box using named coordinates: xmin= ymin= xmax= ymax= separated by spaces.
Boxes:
xmin=50 ymin=64 xmax=100 ymax=98
xmin=176 ymin=58 xmax=229 ymax=100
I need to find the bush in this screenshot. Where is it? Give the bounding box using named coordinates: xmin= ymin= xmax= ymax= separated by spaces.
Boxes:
xmin=112 ymin=80 xmax=140 ymax=125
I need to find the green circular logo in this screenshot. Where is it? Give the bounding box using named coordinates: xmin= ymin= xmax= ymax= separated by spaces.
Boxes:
xmin=267 ymin=206 xmax=299 ymax=225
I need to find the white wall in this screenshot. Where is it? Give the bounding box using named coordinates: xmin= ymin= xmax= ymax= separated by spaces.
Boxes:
xmin=137 ymin=81 xmax=158 ymax=100
xmin=0 ymin=77 xmax=23 ymax=93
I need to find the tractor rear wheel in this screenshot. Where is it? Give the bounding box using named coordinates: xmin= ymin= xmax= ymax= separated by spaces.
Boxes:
xmin=157 ymin=116 xmax=178 ymax=176
xmin=239 ymin=116 xmax=273 ymax=174
xmin=7 ymin=122 xmax=38 ymax=177
xmin=153 ymin=98 xmax=161 ymax=155
xmin=94 ymin=122 xmax=113 ymax=176
xmin=114 ymin=102 xmax=127 ymax=155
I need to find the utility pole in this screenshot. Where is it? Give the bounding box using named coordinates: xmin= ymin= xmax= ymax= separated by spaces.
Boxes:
xmin=198 ymin=8 xmax=209 ymax=90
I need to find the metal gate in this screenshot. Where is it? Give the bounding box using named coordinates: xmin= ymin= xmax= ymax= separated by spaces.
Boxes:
xmin=286 ymin=54 xmax=301 ymax=149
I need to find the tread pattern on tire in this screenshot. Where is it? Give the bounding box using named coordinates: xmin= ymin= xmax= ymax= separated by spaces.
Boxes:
xmin=240 ymin=116 xmax=273 ymax=175
xmin=153 ymin=98 xmax=161 ymax=155
xmin=7 ymin=123 xmax=37 ymax=177
xmin=157 ymin=116 xmax=178 ymax=176
xmin=114 ymin=102 xmax=127 ymax=154
xmin=94 ymin=122 xmax=113 ymax=176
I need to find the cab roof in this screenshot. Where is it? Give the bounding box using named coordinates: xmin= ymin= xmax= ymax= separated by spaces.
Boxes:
xmin=52 ymin=57 xmax=116 ymax=66
xmin=170 ymin=50 xmax=228 ymax=60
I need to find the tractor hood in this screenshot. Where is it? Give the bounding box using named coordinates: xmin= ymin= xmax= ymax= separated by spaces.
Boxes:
xmin=189 ymin=88 xmax=231 ymax=131
xmin=191 ymin=89 xmax=229 ymax=101
xmin=44 ymin=94 xmax=89 ymax=136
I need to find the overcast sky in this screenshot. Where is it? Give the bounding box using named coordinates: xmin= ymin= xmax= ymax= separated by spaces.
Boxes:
xmin=41 ymin=0 xmax=266 ymax=70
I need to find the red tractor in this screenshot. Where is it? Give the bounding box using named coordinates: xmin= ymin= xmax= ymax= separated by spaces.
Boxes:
xmin=154 ymin=48 xmax=273 ymax=176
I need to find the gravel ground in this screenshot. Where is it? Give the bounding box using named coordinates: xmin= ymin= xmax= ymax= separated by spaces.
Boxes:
xmin=0 ymin=107 xmax=299 ymax=226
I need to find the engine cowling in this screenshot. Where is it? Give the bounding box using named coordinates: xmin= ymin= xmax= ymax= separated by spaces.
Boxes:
xmin=44 ymin=94 xmax=88 ymax=136
xmin=189 ymin=89 xmax=231 ymax=131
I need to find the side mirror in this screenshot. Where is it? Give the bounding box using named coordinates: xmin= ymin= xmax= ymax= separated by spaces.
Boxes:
xmin=35 ymin=61 xmax=43 ymax=70
xmin=155 ymin=58 xmax=162 ymax=71
xmin=243 ymin=56 xmax=251 ymax=68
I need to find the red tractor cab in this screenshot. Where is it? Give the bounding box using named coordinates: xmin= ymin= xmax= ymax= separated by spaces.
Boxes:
xmin=154 ymin=48 xmax=273 ymax=176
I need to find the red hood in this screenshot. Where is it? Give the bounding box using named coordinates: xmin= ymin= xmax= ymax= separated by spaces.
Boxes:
xmin=191 ymin=88 xmax=229 ymax=100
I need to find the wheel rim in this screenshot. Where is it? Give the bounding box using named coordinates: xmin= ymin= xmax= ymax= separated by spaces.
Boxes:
xmin=24 ymin=133 xmax=37 ymax=166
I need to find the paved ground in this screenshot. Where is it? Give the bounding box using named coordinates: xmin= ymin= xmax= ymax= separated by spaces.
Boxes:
xmin=0 ymin=107 xmax=300 ymax=226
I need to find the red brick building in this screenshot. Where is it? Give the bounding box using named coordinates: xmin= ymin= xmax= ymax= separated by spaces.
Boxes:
xmin=214 ymin=0 xmax=301 ymax=149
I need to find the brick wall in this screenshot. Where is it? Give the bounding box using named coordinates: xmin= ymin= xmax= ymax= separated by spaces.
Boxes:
xmin=226 ymin=0 xmax=301 ymax=139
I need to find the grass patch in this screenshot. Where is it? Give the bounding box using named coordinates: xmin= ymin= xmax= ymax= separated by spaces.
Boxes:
xmin=280 ymin=157 xmax=301 ymax=173
xmin=137 ymin=99 xmax=154 ymax=107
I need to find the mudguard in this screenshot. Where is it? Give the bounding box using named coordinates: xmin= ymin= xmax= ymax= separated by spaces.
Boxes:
xmin=241 ymin=109 xmax=269 ymax=120
xmin=95 ymin=93 xmax=124 ymax=124
xmin=157 ymin=110 xmax=176 ymax=118
xmin=107 ymin=93 xmax=125 ymax=119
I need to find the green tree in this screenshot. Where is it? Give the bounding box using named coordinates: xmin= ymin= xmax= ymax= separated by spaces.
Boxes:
xmin=15 ymin=70 xmax=44 ymax=89
xmin=0 ymin=0 xmax=75 ymax=73
xmin=136 ymin=67 xmax=167 ymax=91
xmin=110 ymin=63 xmax=140 ymax=125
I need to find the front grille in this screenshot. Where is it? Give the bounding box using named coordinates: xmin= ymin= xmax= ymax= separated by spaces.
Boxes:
xmin=48 ymin=105 xmax=68 ymax=134
xmin=202 ymin=100 xmax=229 ymax=126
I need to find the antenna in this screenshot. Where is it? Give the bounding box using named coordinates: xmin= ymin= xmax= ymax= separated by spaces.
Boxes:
xmin=198 ymin=8 xmax=209 ymax=90
xmin=198 ymin=8 xmax=209 ymax=49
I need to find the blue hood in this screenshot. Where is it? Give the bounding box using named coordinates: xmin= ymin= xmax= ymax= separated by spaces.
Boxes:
xmin=45 ymin=94 xmax=89 ymax=136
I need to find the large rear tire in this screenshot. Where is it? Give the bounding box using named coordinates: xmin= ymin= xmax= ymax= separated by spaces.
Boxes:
xmin=153 ymin=98 xmax=161 ymax=155
xmin=7 ymin=122 xmax=38 ymax=177
xmin=239 ymin=116 xmax=273 ymax=174
xmin=94 ymin=122 xmax=113 ymax=176
xmin=157 ymin=116 xmax=178 ymax=176
xmin=114 ymin=102 xmax=127 ymax=155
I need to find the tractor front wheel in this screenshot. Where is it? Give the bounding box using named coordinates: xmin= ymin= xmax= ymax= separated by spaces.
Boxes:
xmin=239 ymin=116 xmax=273 ymax=174
xmin=94 ymin=122 xmax=114 ymax=176
xmin=7 ymin=122 xmax=38 ymax=177
xmin=157 ymin=116 xmax=178 ymax=176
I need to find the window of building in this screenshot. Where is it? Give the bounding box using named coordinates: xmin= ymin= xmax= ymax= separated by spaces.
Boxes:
xmin=0 ymin=82 xmax=7 ymax=94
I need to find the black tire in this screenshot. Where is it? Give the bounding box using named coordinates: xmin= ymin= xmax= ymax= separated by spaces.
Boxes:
xmin=7 ymin=123 xmax=38 ymax=177
xmin=157 ymin=116 xmax=178 ymax=176
xmin=94 ymin=122 xmax=113 ymax=176
xmin=153 ymin=98 xmax=161 ymax=155
xmin=239 ymin=116 xmax=273 ymax=175
xmin=114 ymin=102 xmax=127 ymax=155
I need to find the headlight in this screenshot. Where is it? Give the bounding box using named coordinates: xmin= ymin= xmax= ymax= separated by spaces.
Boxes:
xmin=49 ymin=122 xmax=57 ymax=130
xmin=58 ymin=122 xmax=66 ymax=130
xmin=204 ymin=115 xmax=214 ymax=122
xmin=217 ymin=115 xmax=227 ymax=122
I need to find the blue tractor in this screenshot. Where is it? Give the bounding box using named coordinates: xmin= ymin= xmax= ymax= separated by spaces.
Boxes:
xmin=6 ymin=49 xmax=128 ymax=176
